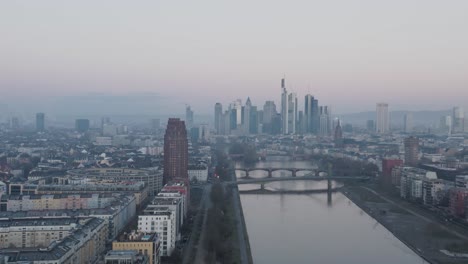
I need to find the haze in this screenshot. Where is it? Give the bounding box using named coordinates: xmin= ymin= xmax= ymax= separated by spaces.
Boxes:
xmin=1 ymin=0 xmax=468 ymax=114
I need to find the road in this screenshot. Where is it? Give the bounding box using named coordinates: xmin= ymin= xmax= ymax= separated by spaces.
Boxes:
xmin=182 ymin=184 xmax=211 ymax=264
xmin=363 ymin=187 xmax=468 ymax=241
xmin=192 ymin=184 xmax=212 ymax=264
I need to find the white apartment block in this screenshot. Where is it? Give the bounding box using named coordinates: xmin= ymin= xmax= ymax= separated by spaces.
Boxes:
xmin=138 ymin=208 xmax=177 ymax=257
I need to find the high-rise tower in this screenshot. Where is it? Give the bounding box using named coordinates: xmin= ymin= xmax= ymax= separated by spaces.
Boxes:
xmin=404 ymin=113 xmax=413 ymax=133
xmin=376 ymin=103 xmax=389 ymax=134
xmin=453 ymin=106 xmax=465 ymax=133
xmin=185 ymin=105 xmax=194 ymax=129
xmin=287 ymin=92 xmax=297 ymax=134
xmin=36 ymin=113 xmax=45 ymax=132
xmin=164 ymin=118 xmax=188 ymax=184
xmin=214 ymin=103 xmax=223 ymax=134
xmin=404 ymin=136 xmax=419 ymax=167
xmin=281 ymin=78 xmax=289 ymax=134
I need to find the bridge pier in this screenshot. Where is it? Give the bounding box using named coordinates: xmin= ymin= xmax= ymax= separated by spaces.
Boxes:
xmin=292 ymin=170 xmax=297 ymax=177
xmin=260 ymin=184 xmax=265 ymax=190
xmin=268 ymin=169 xmax=272 ymax=178
xmin=245 ymin=171 xmax=249 ymax=178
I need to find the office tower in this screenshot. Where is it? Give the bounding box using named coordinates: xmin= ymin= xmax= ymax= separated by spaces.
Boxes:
xmin=287 ymin=92 xmax=297 ymax=134
xmin=263 ymin=101 xmax=277 ymax=124
xmin=404 ymin=136 xmax=419 ymax=167
xmin=163 ymin=118 xmax=188 ymax=184
xmin=214 ymin=103 xmax=223 ymax=134
xmin=304 ymin=95 xmax=319 ymax=134
xmin=404 ymin=113 xmax=413 ymax=133
xmin=326 ymin=106 xmax=333 ymax=135
xmin=281 ymin=78 xmax=289 ymax=134
xmin=319 ymin=106 xmax=330 ymax=136
xmin=366 ymin=120 xmax=375 ymax=131
xmin=440 ymin=115 xmax=452 ymax=135
xmin=256 ymin=109 xmax=263 ymax=134
xmin=185 ymin=105 xmax=194 ymax=129
xmin=311 ymin=98 xmax=319 ymax=134
xmin=334 ymin=119 xmax=343 ymax=147
xmin=233 ymin=99 xmax=242 ymax=126
xmin=75 ymin=119 xmax=90 ymax=133
xmin=304 ymin=95 xmax=313 ymax=133
xmin=151 ymin=118 xmax=161 ymax=131
xmin=298 ymin=111 xmax=304 ymax=134
xmin=249 ymin=106 xmax=258 ymax=134
xmin=229 ymin=107 xmax=237 ymax=131
xmin=243 ymin=97 xmax=252 ymax=134
xmin=376 ymin=103 xmax=389 ymax=134
xmin=263 ymin=101 xmax=277 ymax=134
xmin=452 ymin=106 xmax=465 ymax=133
xmin=223 ymin=110 xmax=231 ymax=135
xmin=36 ymin=113 xmax=45 ymax=132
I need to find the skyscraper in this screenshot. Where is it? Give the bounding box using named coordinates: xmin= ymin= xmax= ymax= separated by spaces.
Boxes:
xmin=36 ymin=113 xmax=45 ymax=132
xmin=163 ymin=118 xmax=188 ymax=184
xmin=287 ymin=92 xmax=297 ymax=134
xmin=376 ymin=103 xmax=389 ymax=134
xmin=281 ymin=78 xmax=289 ymax=134
xmin=404 ymin=113 xmax=413 ymax=133
xmin=243 ymin=97 xmax=252 ymax=134
xmin=305 ymin=95 xmax=320 ymax=134
xmin=185 ymin=105 xmax=194 ymax=129
xmin=249 ymin=106 xmax=258 ymax=134
xmin=319 ymin=106 xmax=330 ymax=136
xmin=214 ymin=103 xmax=223 ymax=134
xmin=440 ymin=115 xmax=452 ymax=135
xmin=334 ymin=119 xmax=343 ymax=147
xmin=304 ymin=94 xmax=313 ymax=133
xmin=151 ymin=118 xmax=161 ymax=132
xmin=262 ymin=101 xmax=277 ymax=134
xmin=404 ymin=136 xmax=419 ymax=167
xmin=453 ymin=106 xmax=465 ymax=133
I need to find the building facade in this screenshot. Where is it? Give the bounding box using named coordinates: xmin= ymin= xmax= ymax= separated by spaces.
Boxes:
xmin=163 ymin=118 xmax=188 ymax=183
xmin=376 ymin=103 xmax=389 ymax=134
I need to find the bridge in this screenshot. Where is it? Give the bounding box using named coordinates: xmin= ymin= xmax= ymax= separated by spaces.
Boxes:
xmin=235 ymin=167 xmax=321 ymax=178
xmin=231 ymin=175 xmax=370 ymax=185
xmin=226 ymin=175 xmax=371 ymax=194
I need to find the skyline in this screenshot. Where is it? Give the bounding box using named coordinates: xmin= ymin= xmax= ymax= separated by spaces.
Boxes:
xmin=1 ymin=1 xmax=468 ymax=114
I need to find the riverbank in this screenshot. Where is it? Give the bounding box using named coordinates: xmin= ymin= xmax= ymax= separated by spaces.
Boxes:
xmin=343 ymin=184 xmax=468 ymax=264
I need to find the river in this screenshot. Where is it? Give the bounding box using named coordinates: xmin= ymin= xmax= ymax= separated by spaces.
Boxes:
xmin=236 ymin=158 xmax=427 ymax=264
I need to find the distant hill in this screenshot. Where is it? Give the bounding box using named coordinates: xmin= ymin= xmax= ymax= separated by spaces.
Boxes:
xmin=339 ymin=110 xmax=451 ymax=127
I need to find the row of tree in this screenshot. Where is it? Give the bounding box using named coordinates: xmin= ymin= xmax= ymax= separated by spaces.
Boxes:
xmin=204 ymin=183 xmax=237 ymax=263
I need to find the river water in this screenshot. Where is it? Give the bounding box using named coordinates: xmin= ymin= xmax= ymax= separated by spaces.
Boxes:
xmin=236 ymin=159 xmax=427 ymax=264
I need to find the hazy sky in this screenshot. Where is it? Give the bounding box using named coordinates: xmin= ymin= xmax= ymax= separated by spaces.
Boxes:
xmin=1 ymin=0 xmax=468 ymax=114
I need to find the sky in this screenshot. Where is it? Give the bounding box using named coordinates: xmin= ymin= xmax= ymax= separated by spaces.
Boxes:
xmin=1 ymin=0 xmax=468 ymax=115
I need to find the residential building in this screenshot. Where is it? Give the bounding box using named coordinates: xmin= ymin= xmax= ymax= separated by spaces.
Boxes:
xmin=404 ymin=136 xmax=419 ymax=166
xmin=105 ymin=250 xmax=150 ymax=264
xmin=138 ymin=208 xmax=177 ymax=257
xmin=0 ymin=218 xmax=107 ymax=264
xmin=113 ymin=231 xmax=161 ymax=264
xmin=188 ymin=164 xmax=208 ymax=182
xmin=68 ymin=168 xmax=163 ymax=197
xmin=382 ymin=159 xmax=403 ymax=186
